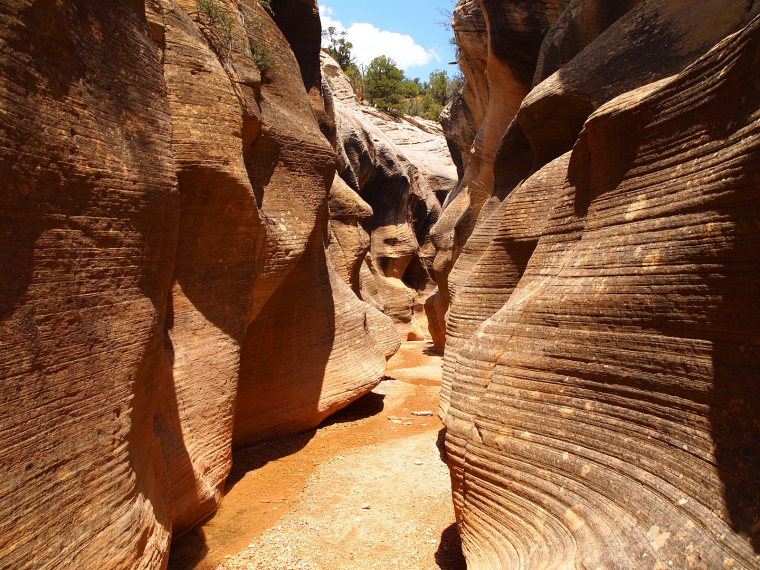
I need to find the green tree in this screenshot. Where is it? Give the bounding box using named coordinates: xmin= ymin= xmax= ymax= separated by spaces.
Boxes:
xmin=400 ymin=78 xmax=422 ymax=98
xmin=322 ymin=26 xmax=354 ymax=70
xmin=447 ymin=72 xmax=465 ymax=100
xmin=195 ymin=0 xmax=234 ymax=55
xmin=402 ymin=94 xmax=443 ymax=121
xmin=426 ymin=69 xmax=465 ymax=106
xmin=344 ymin=63 xmax=365 ymax=101
xmin=426 ymin=70 xmax=449 ymax=106
xmin=364 ymin=56 xmax=405 ymax=114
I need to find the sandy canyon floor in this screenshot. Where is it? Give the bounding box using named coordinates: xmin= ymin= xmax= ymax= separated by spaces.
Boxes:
xmin=168 ymin=341 xmax=465 ymax=570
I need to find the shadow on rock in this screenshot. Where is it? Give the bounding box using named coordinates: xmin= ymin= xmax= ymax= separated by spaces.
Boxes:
xmin=227 ymin=390 xmax=386 ymax=489
xmin=436 ymin=427 xmax=448 ymax=463
xmin=167 ymin=526 xmax=209 ymax=570
xmin=436 ymin=523 xmax=467 ymax=570
xmin=423 ymin=342 xmax=443 ymax=356
xmin=321 ymin=391 xmax=386 ymax=427
xmin=227 ymin=429 xmax=317 ymax=490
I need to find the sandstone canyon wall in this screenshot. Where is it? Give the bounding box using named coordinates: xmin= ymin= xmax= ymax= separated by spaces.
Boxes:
xmin=437 ymin=1 xmax=760 ymax=569
xmin=427 ymin=0 xmax=569 ymax=352
xmin=0 ymin=1 xmax=399 ymax=568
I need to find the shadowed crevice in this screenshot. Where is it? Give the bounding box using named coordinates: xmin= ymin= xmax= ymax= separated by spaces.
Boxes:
xmin=435 ymin=523 xmax=468 ymax=570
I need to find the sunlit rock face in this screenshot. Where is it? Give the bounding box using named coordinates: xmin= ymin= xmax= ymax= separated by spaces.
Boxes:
xmin=440 ymin=0 xmax=758 ymax=414
xmin=322 ymin=51 xmax=458 ymax=342
xmin=0 ymin=1 xmax=396 ymax=568
xmin=438 ymin=0 xmax=760 ymax=568
xmin=440 ymin=0 xmax=487 ymax=181
xmin=427 ymin=0 xmax=568 ymax=353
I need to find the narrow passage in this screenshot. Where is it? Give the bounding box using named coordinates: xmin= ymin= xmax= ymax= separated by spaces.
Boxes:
xmin=169 ymin=341 xmax=465 ymax=570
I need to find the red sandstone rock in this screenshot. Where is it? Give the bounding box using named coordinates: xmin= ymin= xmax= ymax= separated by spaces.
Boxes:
xmin=0 ymin=2 xmax=177 ymax=568
xmin=427 ymin=0 xmax=568 ymax=353
xmin=440 ymin=0 xmax=757 ymax=414
xmin=0 ymin=1 xmax=397 ymax=567
xmin=156 ymin=0 xmax=398 ymax=489
xmin=440 ymin=1 xmax=760 ymax=568
xmin=440 ymin=0 xmax=487 ymax=180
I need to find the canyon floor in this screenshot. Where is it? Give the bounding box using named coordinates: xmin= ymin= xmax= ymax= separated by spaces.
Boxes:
xmin=168 ymin=341 xmax=465 ymax=570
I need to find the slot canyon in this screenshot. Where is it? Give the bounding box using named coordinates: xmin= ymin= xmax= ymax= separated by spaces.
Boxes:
xmin=0 ymin=1 xmax=759 ymax=569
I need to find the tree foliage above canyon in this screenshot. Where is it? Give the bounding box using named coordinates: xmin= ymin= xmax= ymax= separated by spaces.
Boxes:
xmin=322 ymin=26 xmax=463 ymax=120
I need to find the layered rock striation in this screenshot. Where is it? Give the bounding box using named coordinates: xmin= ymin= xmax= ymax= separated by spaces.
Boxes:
xmin=438 ymin=1 xmax=760 ymax=568
xmin=0 ymin=1 xmax=398 ymax=568
xmin=427 ymin=0 xmax=568 ymax=352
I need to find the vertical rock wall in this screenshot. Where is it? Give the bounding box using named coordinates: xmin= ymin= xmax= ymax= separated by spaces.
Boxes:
xmin=0 ymin=3 xmax=177 ymax=568
xmin=0 ymin=1 xmax=398 ymax=568
xmin=427 ymin=0 xmax=568 ymax=352
xmin=438 ymin=0 xmax=760 ymax=568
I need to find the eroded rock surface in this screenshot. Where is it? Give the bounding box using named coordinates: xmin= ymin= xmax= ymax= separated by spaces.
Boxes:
xmin=322 ymin=52 xmax=457 ymax=341
xmin=0 ymin=3 xmax=178 ymax=568
xmin=438 ymin=1 xmax=760 ymax=568
xmin=427 ymin=0 xmax=568 ymax=352
xmin=440 ymin=0 xmax=487 ymax=180
xmin=0 ymin=1 xmax=397 ymax=568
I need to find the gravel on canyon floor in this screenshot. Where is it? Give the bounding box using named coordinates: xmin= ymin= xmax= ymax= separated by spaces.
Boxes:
xmin=169 ymin=341 xmax=465 ymax=570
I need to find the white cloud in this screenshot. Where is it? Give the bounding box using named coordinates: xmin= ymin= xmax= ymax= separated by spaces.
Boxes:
xmin=319 ymin=4 xmax=437 ymax=71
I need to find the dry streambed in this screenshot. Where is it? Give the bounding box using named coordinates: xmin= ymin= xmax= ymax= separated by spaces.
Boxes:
xmin=169 ymin=341 xmax=464 ymax=570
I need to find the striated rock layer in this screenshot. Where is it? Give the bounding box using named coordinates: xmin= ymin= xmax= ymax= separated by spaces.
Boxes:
xmin=439 ymin=1 xmax=760 ymax=568
xmin=427 ymin=0 xmax=568 ymax=352
xmin=0 ymin=1 xmax=397 ymax=568
xmin=0 ymin=3 xmax=178 ymax=567
xmin=440 ymin=0 xmax=758 ymax=412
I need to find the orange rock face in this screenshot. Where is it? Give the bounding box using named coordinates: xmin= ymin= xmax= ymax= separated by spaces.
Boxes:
xmin=440 ymin=1 xmax=760 ymax=568
xmin=440 ymin=0 xmax=487 ymax=180
xmin=0 ymin=3 xmax=179 ymax=568
xmin=0 ymin=1 xmax=397 ymax=568
xmin=427 ymin=0 xmax=568 ymax=353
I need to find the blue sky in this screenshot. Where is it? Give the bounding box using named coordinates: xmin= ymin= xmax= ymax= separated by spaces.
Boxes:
xmin=319 ymin=0 xmax=459 ymax=81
